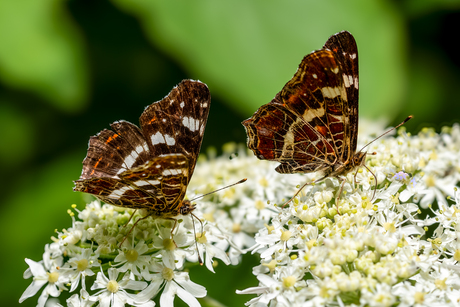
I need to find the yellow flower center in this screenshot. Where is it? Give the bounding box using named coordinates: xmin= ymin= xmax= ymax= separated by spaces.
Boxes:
xmin=258 ymin=177 xmax=269 ymax=187
xmin=262 ymin=260 xmax=277 ymax=272
xmin=255 ymin=200 xmax=265 ymax=210
xmin=107 ymin=280 xmax=119 ymax=293
xmin=414 ymin=292 xmax=425 ymax=304
xmin=76 ymin=259 xmax=88 ymax=271
xmin=125 ymin=249 xmax=139 ymax=263
xmin=282 ymin=276 xmax=296 ymax=288
xmin=265 ymin=224 xmax=275 ymax=234
xmin=163 ymin=238 xmax=176 ymax=251
xmin=425 ymin=175 xmax=436 ymax=187
xmin=454 ymin=249 xmax=460 ymax=261
xmin=383 ymin=222 xmax=396 ymax=233
xmin=280 ymin=230 xmax=292 ymax=242
xmin=232 ymin=223 xmax=241 ymax=233
xmin=47 ymin=272 xmax=59 ymax=284
xmin=197 ymin=232 xmax=207 ymax=244
xmin=162 ymin=267 xmax=174 ymax=281
xmin=435 ymin=278 xmax=447 ymax=290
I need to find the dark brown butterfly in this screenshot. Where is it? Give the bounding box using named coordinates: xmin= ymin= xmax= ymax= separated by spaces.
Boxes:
xmin=242 ymin=31 xmax=411 ymax=205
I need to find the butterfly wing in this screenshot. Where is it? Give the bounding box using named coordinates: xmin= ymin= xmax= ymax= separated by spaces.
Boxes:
xmin=74 ymin=154 xmax=188 ymax=214
xmin=77 ymin=121 xmax=151 ymax=180
xmin=323 ymin=31 xmax=359 ymax=162
xmin=243 ymin=31 xmax=359 ymax=175
xmin=139 ymin=80 xmax=211 ymax=183
xmin=75 ymin=80 xmax=210 ymax=213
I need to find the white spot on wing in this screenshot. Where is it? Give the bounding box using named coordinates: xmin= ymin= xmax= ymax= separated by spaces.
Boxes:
xmin=136 ymin=144 xmax=149 ymax=154
xmin=321 ymin=86 xmax=345 ymax=99
xmin=201 ymin=102 xmax=208 ymax=108
xmin=303 ymin=108 xmax=325 ymax=122
xmin=343 ymin=74 xmax=354 ymax=88
xmin=312 ymin=74 xmax=318 ymax=79
xmin=180 ymin=101 xmax=185 ymax=108
xmin=117 ymin=148 xmax=143 ymax=174
xmin=134 ymin=180 xmax=160 ymax=186
xmin=182 ymin=116 xmax=200 ymax=132
xmin=151 ymin=132 xmax=166 ymax=145
xmin=123 ymin=155 xmax=135 ymax=169
xmin=108 ymin=186 xmax=134 ymax=198
xmin=163 ymin=168 xmax=182 ymax=176
xmin=164 ymin=134 xmax=175 ymax=145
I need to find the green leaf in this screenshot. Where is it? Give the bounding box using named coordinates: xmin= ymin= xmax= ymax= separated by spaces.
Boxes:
xmin=112 ymin=0 xmax=406 ymax=119
xmin=0 ymin=0 xmax=88 ymax=112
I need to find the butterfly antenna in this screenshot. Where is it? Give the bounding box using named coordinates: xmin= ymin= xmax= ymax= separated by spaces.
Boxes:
xmin=189 ymin=178 xmax=247 ymax=202
xmin=354 ymin=116 xmax=412 ymax=204
xmin=359 ymin=115 xmax=412 ymax=152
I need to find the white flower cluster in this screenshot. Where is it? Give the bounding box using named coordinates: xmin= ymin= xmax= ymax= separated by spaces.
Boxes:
xmin=21 ymin=123 xmax=460 ymax=307
xmin=235 ymin=124 xmax=460 ymax=306
xmin=20 ymin=200 xmax=226 ymax=306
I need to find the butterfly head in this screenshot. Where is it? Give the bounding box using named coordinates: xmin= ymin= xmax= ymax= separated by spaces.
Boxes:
xmin=180 ymin=200 xmax=196 ymax=216
xmin=352 ymin=151 xmax=367 ymax=168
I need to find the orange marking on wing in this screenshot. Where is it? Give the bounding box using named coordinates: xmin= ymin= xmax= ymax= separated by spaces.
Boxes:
xmin=315 ymin=125 xmax=327 ymax=137
xmin=148 ymin=116 xmax=157 ymax=124
xmin=287 ymin=90 xmax=302 ymax=104
xmin=106 ymin=133 xmax=119 ymax=144
xmin=91 ymin=157 xmax=103 ymax=175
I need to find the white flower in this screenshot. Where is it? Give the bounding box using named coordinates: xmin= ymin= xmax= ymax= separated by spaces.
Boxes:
xmin=151 ymin=225 xmax=190 ymax=270
xmin=139 ymin=261 xmax=206 ymax=307
xmin=19 ymin=255 xmax=67 ymax=307
xmin=90 ymin=268 xmax=150 ymax=307
xmin=115 ymin=240 xmax=152 ymax=277
xmin=194 ymin=224 xmax=231 ymax=272
xmin=361 ymin=283 xmax=396 ymax=307
xmin=60 ymin=248 xmax=98 ymax=292
xmin=65 ymin=289 xmax=97 ymax=307
xmin=19 ymin=123 xmax=460 ymax=307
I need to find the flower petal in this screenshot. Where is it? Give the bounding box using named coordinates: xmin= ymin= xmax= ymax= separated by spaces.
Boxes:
xmin=175 ymin=279 xmax=206 ymax=298
xmin=159 ymin=282 xmax=175 ymax=307
xmin=19 ymin=280 xmax=47 ymax=303
xmin=25 ymin=258 xmax=47 ymax=277
xmin=176 ymin=285 xmax=201 ymax=307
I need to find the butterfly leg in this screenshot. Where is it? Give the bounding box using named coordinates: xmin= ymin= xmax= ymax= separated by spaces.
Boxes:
xmin=353 ymin=171 xmax=360 ymax=185
xmin=282 ymin=175 xmax=328 ymax=208
xmin=121 ymin=209 xmax=138 ymax=229
xmin=190 ymin=213 xmax=204 ymax=265
xmin=281 ymin=181 xmax=311 ymax=208
xmin=119 ymin=213 xmax=152 ymax=247
xmin=364 ymin=165 xmax=378 ymax=201
xmin=165 ymin=217 xmax=179 ymax=248
xmin=335 ymin=176 xmax=348 ymax=214
xmin=164 ymin=216 xmax=203 ymax=265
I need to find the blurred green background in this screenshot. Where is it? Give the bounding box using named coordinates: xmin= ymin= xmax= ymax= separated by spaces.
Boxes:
xmin=2 ymin=0 xmax=460 ymax=306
